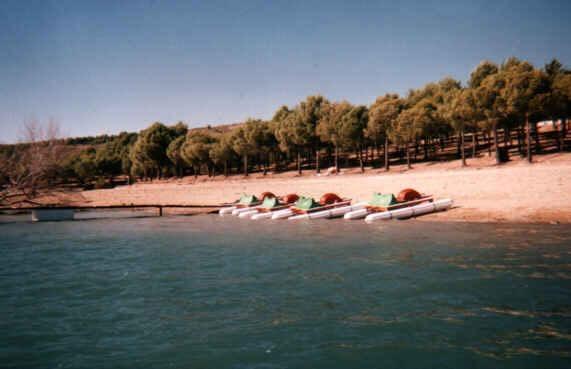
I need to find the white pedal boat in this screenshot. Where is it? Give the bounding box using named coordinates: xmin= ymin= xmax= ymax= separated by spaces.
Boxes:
xmin=272 ymin=193 xmax=349 ymax=220
xmin=364 ymin=198 xmax=453 ymax=222
xmin=241 ymin=194 xmax=299 ymax=219
xmin=288 ymin=202 xmax=367 ymax=220
xmin=219 ymin=193 xmax=271 ymax=216
xmin=219 ymin=206 xmax=237 ymax=215
xmin=344 ymin=195 xmax=434 ymax=220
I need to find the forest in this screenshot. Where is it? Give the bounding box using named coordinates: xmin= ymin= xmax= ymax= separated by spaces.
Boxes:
xmin=1 ymin=57 xmax=570 ymax=199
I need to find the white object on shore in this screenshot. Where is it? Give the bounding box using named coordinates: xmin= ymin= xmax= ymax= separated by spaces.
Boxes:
xmin=31 ymin=209 xmax=75 ymax=222
xmin=288 ymin=202 xmax=367 ymax=220
xmin=232 ymin=206 xmax=260 ymax=216
xmin=271 ymin=208 xmax=294 ymax=220
xmin=219 ymin=206 xmax=237 ymax=215
xmin=344 ymin=208 xmax=370 ymax=220
xmin=364 ymin=198 xmax=453 ymax=222
xmin=251 ymin=211 xmax=274 ymax=220
xmin=238 ymin=209 xmax=259 ymax=218
xmin=325 ymin=167 xmax=338 ymax=176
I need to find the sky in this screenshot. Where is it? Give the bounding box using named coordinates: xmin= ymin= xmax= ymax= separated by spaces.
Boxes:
xmin=1 ymin=0 xmax=570 ymax=143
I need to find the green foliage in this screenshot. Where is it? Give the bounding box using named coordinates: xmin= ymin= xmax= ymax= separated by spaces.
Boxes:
xmin=231 ymin=119 xmax=266 ymax=157
xmin=169 ymin=122 xmax=188 ymax=137
xmin=209 ymin=131 xmax=235 ymax=166
xmin=469 ymin=60 xmax=499 ymax=88
xmin=65 ymin=134 xmax=116 ymax=145
xmin=501 ymin=61 xmax=550 ymax=121
xmin=166 ymin=135 xmax=187 ymax=176
xmin=475 ymin=71 xmax=506 ymax=131
xmin=71 ymin=149 xmax=98 ymax=184
xmin=130 ymin=122 xmax=174 ymax=178
xmin=317 ymin=101 xmax=354 ymax=148
xmin=392 ymin=99 xmax=437 ymax=144
xmin=181 ymin=130 xmax=217 ymax=169
xmin=4 ymin=56 xmax=570 ymax=188
xmin=297 ymin=95 xmax=329 ymax=148
xmin=338 ymin=105 xmax=368 ymax=149
xmin=444 ymin=88 xmax=483 ymax=132
xmin=95 ymin=132 xmax=137 ymax=177
xmin=539 ymin=73 xmax=571 ymax=121
xmin=273 ymin=107 xmax=301 ymax=153
xmin=366 ymin=94 xmax=403 ymax=143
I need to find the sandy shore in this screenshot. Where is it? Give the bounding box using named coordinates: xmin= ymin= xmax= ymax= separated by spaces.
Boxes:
xmin=58 ymin=152 xmax=571 ymax=223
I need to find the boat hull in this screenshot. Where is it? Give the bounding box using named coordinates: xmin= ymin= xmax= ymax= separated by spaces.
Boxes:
xmin=271 ymin=209 xmax=295 ymax=220
xmin=251 ymin=212 xmax=274 ymax=220
xmin=219 ymin=206 xmax=237 ymax=215
xmin=343 ymin=208 xmax=370 ymax=220
xmin=238 ymin=209 xmax=259 ymax=218
xmin=365 ymin=198 xmax=453 ymax=222
xmin=288 ymin=202 xmax=367 ymax=220
xmin=232 ymin=206 xmax=260 ymax=216
xmin=31 ymin=209 xmax=75 ymax=222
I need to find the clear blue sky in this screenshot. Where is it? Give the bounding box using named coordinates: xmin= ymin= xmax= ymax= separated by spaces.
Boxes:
xmin=1 ymin=0 xmax=570 ymax=143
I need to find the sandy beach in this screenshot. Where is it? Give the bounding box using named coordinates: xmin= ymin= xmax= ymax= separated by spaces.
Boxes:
xmin=53 ymin=152 xmax=571 ymax=223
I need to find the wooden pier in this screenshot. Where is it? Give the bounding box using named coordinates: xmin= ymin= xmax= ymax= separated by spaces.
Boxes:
xmin=0 ymin=204 xmax=222 ymax=217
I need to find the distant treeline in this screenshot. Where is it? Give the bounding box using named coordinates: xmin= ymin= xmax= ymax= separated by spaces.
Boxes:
xmin=1 ymin=57 xmax=571 ymax=193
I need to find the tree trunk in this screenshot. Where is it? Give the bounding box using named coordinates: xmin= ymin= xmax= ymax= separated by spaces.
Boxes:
xmin=487 ymin=131 xmax=492 ymax=157
xmin=244 ymin=154 xmax=248 ymax=176
xmin=554 ymin=117 xmax=562 ymax=151
xmin=274 ymin=152 xmax=279 ymax=172
xmin=472 ymin=132 xmax=476 ymax=158
xmin=533 ymin=122 xmax=541 ymax=154
xmin=526 ymin=113 xmax=532 ymax=163
xmin=316 ymin=149 xmax=320 ymax=174
xmin=297 ymin=151 xmax=302 ymax=175
xmin=406 ymin=142 xmax=411 ymax=169
xmin=384 ymin=136 xmax=390 ymax=171
xmin=517 ymin=125 xmax=524 ymax=156
xmin=561 ymin=118 xmax=567 ymax=152
xmin=224 ymin=161 xmax=228 ymax=177
xmin=358 ymin=147 xmax=364 ymax=173
xmin=257 ymin=154 xmax=261 ymax=173
xmin=493 ymin=125 xmax=500 ymax=164
xmin=334 ymin=145 xmax=339 ymax=171
xmin=460 ymin=130 xmax=466 ymax=167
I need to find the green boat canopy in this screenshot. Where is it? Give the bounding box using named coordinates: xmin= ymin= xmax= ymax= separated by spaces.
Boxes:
xmin=238 ymin=194 xmax=259 ymax=205
xmin=369 ymin=193 xmax=398 ymax=207
xmin=294 ymin=196 xmax=320 ymax=210
xmin=261 ymin=196 xmax=279 ymax=209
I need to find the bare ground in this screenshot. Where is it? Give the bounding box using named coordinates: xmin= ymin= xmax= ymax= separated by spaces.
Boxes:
xmin=28 ymin=152 xmax=571 ymax=224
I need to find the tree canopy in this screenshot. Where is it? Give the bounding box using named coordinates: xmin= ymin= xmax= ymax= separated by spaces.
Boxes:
xmin=3 ymin=56 xmax=570 ymax=199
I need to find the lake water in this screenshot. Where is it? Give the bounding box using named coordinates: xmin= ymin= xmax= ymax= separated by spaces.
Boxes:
xmin=1 ymin=213 xmax=571 ymax=369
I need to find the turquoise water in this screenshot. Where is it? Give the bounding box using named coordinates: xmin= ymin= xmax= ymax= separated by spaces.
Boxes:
xmin=1 ymin=214 xmax=571 ymax=369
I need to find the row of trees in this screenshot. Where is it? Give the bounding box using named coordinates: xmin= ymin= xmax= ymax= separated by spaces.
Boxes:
xmin=2 ymin=57 xmax=571 ymax=196
xmin=121 ymin=57 xmax=570 ymax=180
